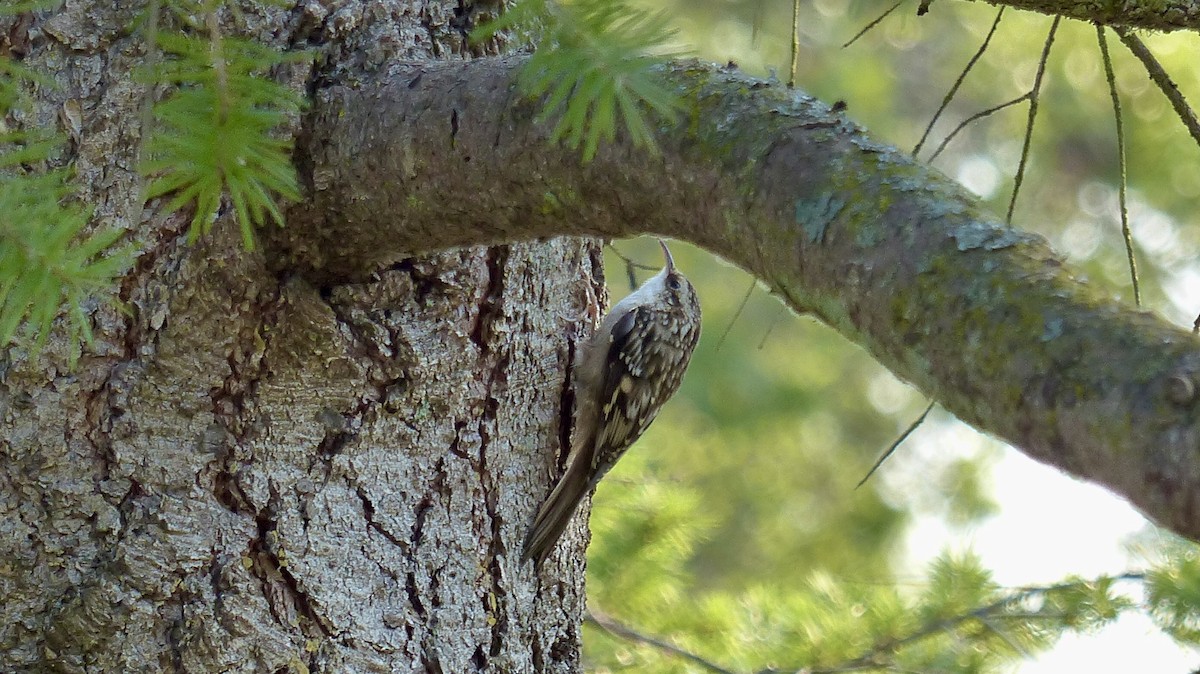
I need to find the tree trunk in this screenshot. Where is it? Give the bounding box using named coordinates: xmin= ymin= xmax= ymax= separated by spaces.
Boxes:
xmin=1 ymin=2 xmax=593 ymax=671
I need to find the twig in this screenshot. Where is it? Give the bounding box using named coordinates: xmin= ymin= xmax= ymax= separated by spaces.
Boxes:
xmin=856 ymin=401 xmax=934 ymax=488
xmin=750 ymin=0 xmax=766 ymax=45
xmin=1114 ymin=27 xmax=1200 ymax=151
xmin=606 ymin=244 xmax=659 ymax=272
xmin=585 ymin=609 xmax=738 ymax=674
xmin=842 ymin=0 xmax=905 ymax=49
xmin=789 ymin=0 xmax=801 ymax=88
xmin=715 ymin=279 xmax=756 ymax=352
xmin=928 ymin=95 xmax=1028 ymax=162
xmin=1097 ymin=26 xmax=1141 ymax=307
xmin=607 ymin=243 xmax=658 ymax=291
xmin=206 ymin=2 xmax=231 ymax=121
xmin=757 ymin=304 xmax=788 ymax=350
xmin=137 ymin=0 xmax=162 ymax=171
xmin=979 ymin=615 xmax=1030 ymax=658
xmin=913 ymin=8 xmax=1005 ymax=158
xmin=1006 ymin=16 xmax=1060 ymax=224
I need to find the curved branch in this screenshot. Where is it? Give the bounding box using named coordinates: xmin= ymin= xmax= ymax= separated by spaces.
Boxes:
xmin=280 ymin=56 xmax=1200 ymax=540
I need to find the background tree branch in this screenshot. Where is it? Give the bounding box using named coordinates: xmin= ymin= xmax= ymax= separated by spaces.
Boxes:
xmin=970 ymin=0 xmax=1200 ymax=32
xmin=281 ymin=56 xmax=1200 ymax=541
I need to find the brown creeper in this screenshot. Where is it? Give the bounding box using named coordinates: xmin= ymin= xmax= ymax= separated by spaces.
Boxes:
xmin=521 ymin=240 xmax=702 ymax=565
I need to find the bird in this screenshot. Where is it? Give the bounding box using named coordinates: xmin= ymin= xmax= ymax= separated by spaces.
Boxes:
xmin=521 ymin=239 xmax=702 ymax=565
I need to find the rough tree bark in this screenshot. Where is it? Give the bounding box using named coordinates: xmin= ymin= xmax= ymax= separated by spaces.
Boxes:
xmin=2 ymin=2 xmax=595 ymax=672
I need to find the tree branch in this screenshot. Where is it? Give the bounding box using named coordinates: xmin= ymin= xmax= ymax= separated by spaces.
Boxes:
xmin=281 ymin=56 xmax=1200 ymax=541
xmin=585 ymin=609 xmax=737 ymax=674
xmin=978 ymin=0 xmax=1200 ymax=33
xmin=586 ymin=574 xmax=1144 ymax=673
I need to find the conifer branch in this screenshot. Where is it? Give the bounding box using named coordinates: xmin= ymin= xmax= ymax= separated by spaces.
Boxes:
xmin=587 ymin=573 xmax=1146 ymax=674
xmin=585 ymin=609 xmax=737 ymax=674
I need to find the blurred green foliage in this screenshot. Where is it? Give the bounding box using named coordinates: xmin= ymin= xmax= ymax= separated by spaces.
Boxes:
xmin=586 ymin=240 xmax=1009 ymax=671
xmin=586 ymin=238 xmax=1200 ymax=670
xmin=581 ymin=0 xmax=1200 ymax=668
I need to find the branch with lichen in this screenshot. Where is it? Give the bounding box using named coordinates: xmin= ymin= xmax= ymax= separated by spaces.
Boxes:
xmin=969 ymin=0 xmax=1200 ymax=32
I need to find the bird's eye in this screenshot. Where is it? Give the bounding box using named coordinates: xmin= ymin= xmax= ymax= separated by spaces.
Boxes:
xmin=666 ymin=275 xmax=681 ymax=291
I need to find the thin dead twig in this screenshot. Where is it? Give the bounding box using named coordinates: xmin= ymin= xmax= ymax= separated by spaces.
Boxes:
xmin=1006 ymin=16 xmax=1060 ymax=224
xmin=856 ymin=401 xmax=935 ymax=488
xmin=842 ymin=0 xmax=905 ymax=49
xmin=1114 ymin=27 xmax=1200 ymax=151
xmin=913 ymin=7 xmax=1005 ymax=158
xmin=585 ymin=609 xmax=737 ymax=674
xmin=1097 ymin=26 xmax=1141 ymax=306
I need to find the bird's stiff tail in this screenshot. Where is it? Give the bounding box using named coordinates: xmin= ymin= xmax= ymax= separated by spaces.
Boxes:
xmin=521 ymin=456 xmax=593 ymax=565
